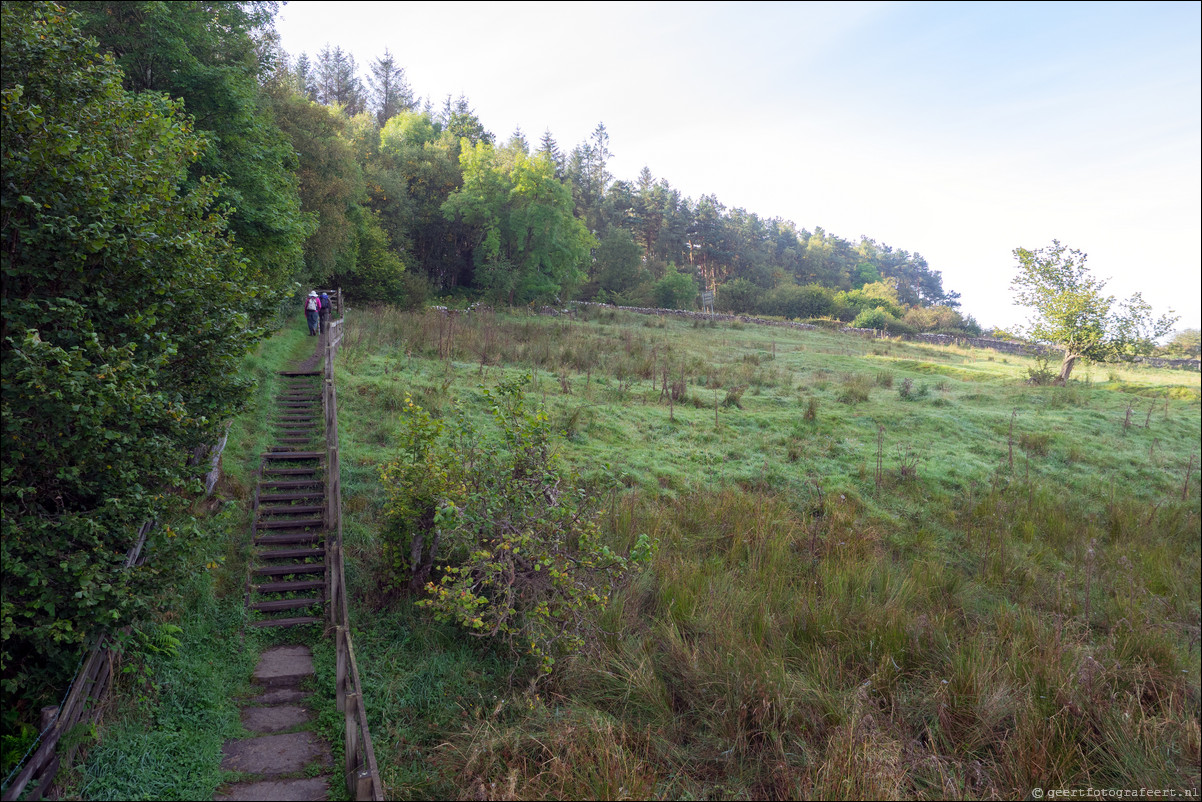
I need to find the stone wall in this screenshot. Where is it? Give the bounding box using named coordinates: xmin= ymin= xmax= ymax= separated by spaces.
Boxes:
xmin=546 ymin=302 xmax=1201 ymax=372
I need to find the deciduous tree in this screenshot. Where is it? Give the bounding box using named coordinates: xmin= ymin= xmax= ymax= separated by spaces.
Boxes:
xmin=2 ymin=1 xmax=267 ymax=695
xmin=1010 ymin=241 xmax=1177 ymax=381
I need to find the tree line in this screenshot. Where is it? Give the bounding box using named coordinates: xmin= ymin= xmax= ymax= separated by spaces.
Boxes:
xmin=276 ymin=43 xmax=976 ymax=334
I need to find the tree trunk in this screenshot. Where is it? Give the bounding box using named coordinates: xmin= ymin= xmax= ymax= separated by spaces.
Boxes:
xmin=1058 ymin=352 xmax=1079 ymax=383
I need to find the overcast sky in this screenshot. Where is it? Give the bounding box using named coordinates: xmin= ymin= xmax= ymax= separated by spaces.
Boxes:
xmin=274 ymin=1 xmax=1201 ymax=330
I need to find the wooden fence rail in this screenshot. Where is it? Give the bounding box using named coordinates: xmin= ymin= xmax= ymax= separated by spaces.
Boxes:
xmin=322 ymin=312 xmax=383 ymax=801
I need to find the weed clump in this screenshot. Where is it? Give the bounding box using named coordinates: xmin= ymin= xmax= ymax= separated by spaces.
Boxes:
xmin=898 ymin=378 xmax=930 ymax=400
xmin=722 ymin=385 xmax=747 ymax=409
xmin=803 ymin=397 xmax=819 ymax=423
xmin=838 ymin=373 xmax=872 ymax=404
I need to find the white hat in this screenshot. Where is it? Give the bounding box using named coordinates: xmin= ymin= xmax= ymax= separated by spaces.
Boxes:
xmin=309 ymin=290 xmax=317 ymax=296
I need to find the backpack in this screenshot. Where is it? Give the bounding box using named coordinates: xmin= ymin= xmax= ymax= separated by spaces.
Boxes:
xmin=320 ymin=293 xmax=330 ymax=312
xmin=305 ymin=295 xmax=319 ymax=312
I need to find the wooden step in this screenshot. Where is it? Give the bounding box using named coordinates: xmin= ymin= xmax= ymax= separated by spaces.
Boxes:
xmin=253 ymin=563 xmax=326 ymax=576
xmin=255 ymin=547 xmax=325 ymax=561
xmin=250 ymin=597 xmax=322 ymax=612
xmin=249 ymin=616 xmax=322 ymax=629
xmin=255 ymin=532 xmax=322 ymax=546
xmin=261 ymin=451 xmax=322 ymax=460
xmin=255 ymin=516 xmax=323 ymax=529
xmin=261 ymin=467 xmax=321 ymax=476
xmin=258 ymin=492 xmax=325 ymax=503
xmin=253 ymin=579 xmax=326 ymax=594
xmin=260 ymin=480 xmax=323 ymax=489
xmin=257 ymin=505 xmax=324 ymax=516
xmin=279 ymin=370 xmax=321 ymax=376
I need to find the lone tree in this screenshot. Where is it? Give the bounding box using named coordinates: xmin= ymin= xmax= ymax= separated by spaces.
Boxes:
xmin=1010 ymin=241 xmax=1177 ymax=382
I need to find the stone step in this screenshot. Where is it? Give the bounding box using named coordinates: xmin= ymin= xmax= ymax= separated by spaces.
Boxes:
xmin=255 ymin=517 xmax=324 ymax=530
xmin=219 ymin=731 xmax=330 ymax=776
xmin=259 ymin=480 xmax=323 ymax=489
xmin=258 ymin=492 xmax=325 ymax=503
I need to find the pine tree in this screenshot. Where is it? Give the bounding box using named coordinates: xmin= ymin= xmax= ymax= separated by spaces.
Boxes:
xmin=367 ymin=48 xmax=414 ymax=127
xmin=538 ymin=129 xmax=564 ymax=177
xmin=315 ymin=44 xmax=365 ymax=114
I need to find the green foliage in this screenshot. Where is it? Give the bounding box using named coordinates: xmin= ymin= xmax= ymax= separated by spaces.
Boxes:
xmin=760 ymin=282 xmax=834 ymax=319
xmin=1011 ymin=241 xmax=1177 ymax=379
xmin=592 ymin=228 xmax=644 ymax=297
xmin=1 ymin=2 xmax=264 ymax=697
xmin=902 ymin=304 xmax=974 ymax=334
xmin=1158 ymin=329 xmax=1200 ymax=359
xmin=444 ymin=143 xmax=595 ymax=304
xmin=72 ymin=0 xmax=311 ymax=309
xmin=835 ymin=286 xmax=904 ymax=322
xmin=379 ymin=376 xmax=648 ymax=679
xmin=714 ymin=277 xmax=759 ymax=314
xmin=652 ymin=264 xmax=698 ymax=310
xmin=852 ymin=307 xmax=908 ymax=332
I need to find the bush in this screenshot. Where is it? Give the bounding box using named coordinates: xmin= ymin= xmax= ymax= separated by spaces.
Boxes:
xmin=714 ymin=278 xmax=759 ymax=314
xmin=852 ymin=308 xmax=902 ymax=331
xmin=378 ymin=376 xmax=653 ymax=679
xmin=652 ymin=265 xmax=698 ymax=310
xmin=2 ymin=3 xmax=268 ymax=696
xmin=760 ymin=283 xmax=834 ymax=320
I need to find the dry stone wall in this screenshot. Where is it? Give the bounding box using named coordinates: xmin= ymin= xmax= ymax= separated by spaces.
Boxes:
xmin=530 ymin=302 xmax=1200 ymax=372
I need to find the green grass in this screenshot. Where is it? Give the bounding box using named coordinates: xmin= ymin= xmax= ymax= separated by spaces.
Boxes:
xmin=69 ymin=560 xmax=256 ymax=800
xmin=334 ymin=306 xmax=1200 ymax=798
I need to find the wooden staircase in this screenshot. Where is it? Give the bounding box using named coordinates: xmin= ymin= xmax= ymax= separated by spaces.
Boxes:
xmin=247 ymin=371 xmax=327 ymax=627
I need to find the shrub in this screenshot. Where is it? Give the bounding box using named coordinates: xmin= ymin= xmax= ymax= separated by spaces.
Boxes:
xmin=652 ymin=265 xmax=698 ymax=310
xmin=378 ymin=376 xmax=654 ymax=679
xmin=759 ymin=283 xmax=834 ymax=320
xmin=852 ymin=308 xmax=900 ymax=331
xmin=713 ymin=278 xmax=759 ymax=314
xmin=2 ymin=3 xmax=269 ymax=696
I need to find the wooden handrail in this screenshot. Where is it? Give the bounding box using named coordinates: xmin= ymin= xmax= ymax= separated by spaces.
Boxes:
xmin=321 ymin=297 xmax=383 ymax=802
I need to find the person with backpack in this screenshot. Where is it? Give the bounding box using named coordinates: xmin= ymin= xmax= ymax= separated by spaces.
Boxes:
xmin=319 ymin=291 xmax=331 ymax=333
xmin=304 ymin=290 xmax=321 ymax=335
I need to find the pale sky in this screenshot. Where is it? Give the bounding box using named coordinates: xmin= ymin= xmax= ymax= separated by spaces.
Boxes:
xmin=274 ymin=1 xmax=1201 ymax=331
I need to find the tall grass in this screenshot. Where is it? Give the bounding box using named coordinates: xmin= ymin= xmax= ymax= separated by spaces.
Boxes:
xmin=335 ymin=306 xmax=1200 ymax=799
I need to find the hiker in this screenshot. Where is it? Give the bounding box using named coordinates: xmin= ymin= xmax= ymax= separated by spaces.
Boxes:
xmin=304 ymin=290 xmax=321 ymax=335
xmin=319 ymin=291 xmax=331 ymax=333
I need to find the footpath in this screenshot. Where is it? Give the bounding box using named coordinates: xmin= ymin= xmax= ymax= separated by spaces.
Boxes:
xmin=215 ymin=340 xmax=334 ymax=801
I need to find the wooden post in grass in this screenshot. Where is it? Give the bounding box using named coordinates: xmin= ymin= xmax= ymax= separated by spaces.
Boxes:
xmin=1185 ymin=453 xmax=1196 ymax=501
xmin=1008 ymin=410 xmax=1016 ymax=472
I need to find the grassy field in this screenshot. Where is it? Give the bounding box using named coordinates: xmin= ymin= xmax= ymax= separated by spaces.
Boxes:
xmin=334 ymin=305 xmax=1199 ymax=800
